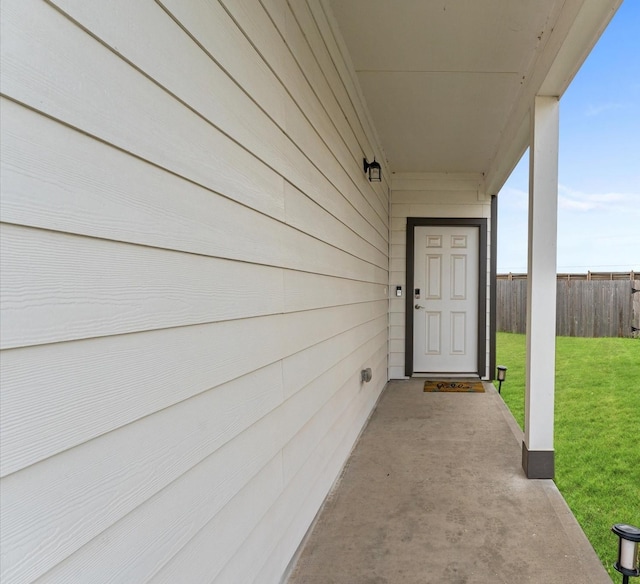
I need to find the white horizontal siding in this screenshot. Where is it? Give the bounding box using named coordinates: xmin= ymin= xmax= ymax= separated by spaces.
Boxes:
xmin=2 ymin=365 xmax=285 ymax=583
xmin=282 ymin=315 xmax=386 ymax=398
xmin=0 ymin=0 xmax=388 ymax=582
xmin=1 ymin=103 xmax=385 ymax=286
xmin=282 ymin=334 xmax=388 ymax=483
xmin=150 ymin=334 xmax=388 ymax=583
xmin=254 ymin=351 xmax=389 ymax=584
xmin=0 ymin=98 xmax=289 ymax=253
xmin=218 ymin=351 xmax=389 ymax=584
xmin=163 ymin=0 xmax=388 ymax=248
xmin=389 ymin=174 xmax=491 ymax=379
xmin=0 ymin=221 xmax=387 ymax=350
xmin=0 ymin=224 xmax=286 ymax=349
xmin=1 ymin=300 xmax=387 ymax=479
xmin=281 ymin=0 xmax=390 ymax=220
xmin=2 ymin=1 xmax=285 ymax=220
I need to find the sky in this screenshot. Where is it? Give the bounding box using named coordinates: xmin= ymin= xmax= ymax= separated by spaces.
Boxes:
xmin=497 ymin=0 xmax=640 ymax=274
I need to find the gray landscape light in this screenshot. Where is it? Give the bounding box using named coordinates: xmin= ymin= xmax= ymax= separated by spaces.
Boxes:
xmin=496 ymin=365 xmax=507 ymax=394
xmin=612 ymin=524 xmax=640 ymax=584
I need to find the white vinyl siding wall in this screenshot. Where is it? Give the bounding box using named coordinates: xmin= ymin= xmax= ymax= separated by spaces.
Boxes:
xmin=0 ymin=0 xmax=389 ymax=582
xmin=389 ymin=174 xmax=491 ymax=380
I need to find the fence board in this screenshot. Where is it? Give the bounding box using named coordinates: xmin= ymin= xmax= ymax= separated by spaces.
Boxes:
xmin=497 ymin=279 xmax=637 ymax=338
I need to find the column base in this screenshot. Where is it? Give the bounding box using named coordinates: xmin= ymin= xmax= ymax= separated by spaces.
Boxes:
xmin=522 ymin=442 xmax=554 ymax=479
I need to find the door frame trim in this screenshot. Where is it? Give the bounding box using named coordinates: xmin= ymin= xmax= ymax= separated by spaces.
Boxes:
xmin=405 ymin=217 xmax=487 ymax=378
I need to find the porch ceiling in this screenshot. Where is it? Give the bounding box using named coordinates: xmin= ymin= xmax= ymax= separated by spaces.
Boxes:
xmin=327 ymin=0 xmax=622 ymax=193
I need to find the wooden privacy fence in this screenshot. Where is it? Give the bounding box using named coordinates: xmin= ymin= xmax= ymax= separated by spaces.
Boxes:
xmin=496 ymin=277 xmax=640 ymax=338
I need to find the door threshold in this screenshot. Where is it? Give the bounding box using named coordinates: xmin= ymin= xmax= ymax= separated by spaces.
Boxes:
xmin=412 ymin=373 xmax=480 ymax=379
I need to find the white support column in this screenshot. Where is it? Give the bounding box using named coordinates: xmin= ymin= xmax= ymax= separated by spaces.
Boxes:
xmin=523 ymin=96 xmax=559 ymax=479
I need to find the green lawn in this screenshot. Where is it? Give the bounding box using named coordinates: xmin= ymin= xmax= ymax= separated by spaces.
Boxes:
xmin=496 ymin=333 xmax=640 ymax=582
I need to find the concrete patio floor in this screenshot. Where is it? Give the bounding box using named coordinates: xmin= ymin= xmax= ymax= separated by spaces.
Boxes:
xmin=286 ymin=379 xmax=611 ymax=584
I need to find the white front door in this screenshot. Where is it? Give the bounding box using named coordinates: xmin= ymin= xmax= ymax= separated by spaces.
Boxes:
xmin=413 ymin=226 xmax=479 ymax=373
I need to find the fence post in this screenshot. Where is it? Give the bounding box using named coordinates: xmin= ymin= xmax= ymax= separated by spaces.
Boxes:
xmin=633 ymin=280 xmax=640 ymax=338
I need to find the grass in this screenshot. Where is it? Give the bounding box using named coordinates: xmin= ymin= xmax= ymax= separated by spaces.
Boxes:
xmin=496 ymin=332 xmax=640 ymax=582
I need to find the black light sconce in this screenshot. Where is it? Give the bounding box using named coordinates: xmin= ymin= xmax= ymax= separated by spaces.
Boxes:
xmin=612 ymin=524 xmax=640 ymax=584
xmin=363 ymin=157 xmax=382 ymax=182
xmin=496 ymin=365 xmax=507 ymax=394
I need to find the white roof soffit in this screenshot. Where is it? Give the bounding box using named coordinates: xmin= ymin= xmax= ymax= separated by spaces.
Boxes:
xmin=324 ymin=0 xmax=622 ymax=194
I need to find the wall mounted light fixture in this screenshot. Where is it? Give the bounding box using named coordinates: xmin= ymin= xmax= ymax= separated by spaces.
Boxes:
xmin=363 ymin=157 xmax=382 ymax=182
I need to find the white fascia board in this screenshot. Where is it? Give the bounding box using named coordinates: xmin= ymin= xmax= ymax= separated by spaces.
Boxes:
xmin=540 ymin=0 xmax=623 ymax=96
xmin=484 ymin=0 xmax=622 ymax=197
xmin=484 ymin=112 xmax=530 ymax=198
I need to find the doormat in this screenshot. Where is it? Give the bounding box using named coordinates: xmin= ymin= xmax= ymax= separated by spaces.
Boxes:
xmin=423 ymin=380 xmax=485 ymax=393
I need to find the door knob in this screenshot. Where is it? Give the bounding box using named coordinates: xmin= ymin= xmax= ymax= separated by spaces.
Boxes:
xmin=415 ymin=304 xmax=424 ymax=309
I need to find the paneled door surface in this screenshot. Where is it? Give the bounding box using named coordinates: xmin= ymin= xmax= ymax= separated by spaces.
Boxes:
xmin=413 ymin=226 xmax=479 ymax=373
